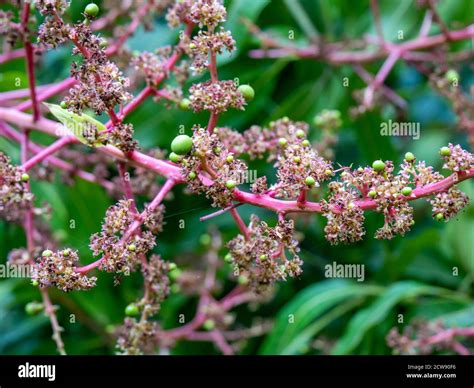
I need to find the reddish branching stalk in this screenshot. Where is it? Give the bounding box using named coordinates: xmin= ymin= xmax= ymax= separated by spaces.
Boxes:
xmin=425 ymin=327 xmax=474 ymax=355
xmin=20 ymin=2 xmax=40 ymax=122
xmin=1 ymin=106 xmax=473 ymax=216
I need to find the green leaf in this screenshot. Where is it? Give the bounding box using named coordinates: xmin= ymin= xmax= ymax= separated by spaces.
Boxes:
xmin=438 ymin=305 xmax=474 ymax=327
xmin=259 ymin=279 xmax=382 ymax=354
xmin=331 ymin=281 xmax=460 ymax=354
xmin=224 ymin=0 xmax=270 ymax=62
xmin=44 ymin=103 xmax=107 ymax=147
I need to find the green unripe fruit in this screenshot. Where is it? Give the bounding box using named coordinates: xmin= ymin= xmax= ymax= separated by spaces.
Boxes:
xmin=60 ymin=101 xmax=68 ymax=109
xmin=226 ymin=155 xmax=234 ymax=163
xmin=404 ymin=152 xmax=415 ymax=162
xmin=179 ymin=98 xmax=190 ymax=110
xmin=368 ymin=190 xmax=377 ymax=198
xmin=237 ymin=274 xmax=248 ymax=285
xmin=259 ymin=254 xmax=267 ymax=261
xmin=440 ymin=146 xmax=451 ymax=157
xmin=295 ymin=129 xmax=305 ymax=138
xmin=189 ymin=43 xmax=197 ymax=50
xmin=169 ymin=268 xmax=182 ymax=281
xmin=226 ymin=180 xmax=236 ymax=190
xmin=99 ymin=39 xmax=108 ymax=48
xmin=401 ymin=187 xmax=412 ymax=196
xmin=21 ymin=173 xmax=30 ymax=182
xmin=278 ymin=138 xmax=288 ymax=147
xmin=168 ymin=262 xmax=177 ymax=271
xmin=324 ymin=169 xmax=333 ymax=176
xmin=25 ymin=301 xmax=43 ymax=316
xmin=203 ymin=319 xmax=215 ymax=331
xmin=305 ymin=176 xmax=316 ymax=187
xmin=445 ymin=69 xmax=459 ymax=84
xmin=435 ymin=213 xmax=444 ymax=221
xmin=301 ymin=139 xmax=310 ymax=147
xmin=42 ymin=249 xmax=53 ymax=257
xmin=31 ymin=279 xmax=39 ymax=287
xmin=84 ymin=3 xmax=99 ymax=18
xmin=125 ymin=303 xmax=139 ymax=317
xmin=224 ymin=253 xmax=233 ymax=263
xmin=170 ymin=284 xmax=180 ymax=294
xmin=293 ymin=156 xmax=301 ymax=163
xmin=200 ymin=233 xmax=211 ymax=246
xmin=237 ymin=84 xmax=255 ymax=101
xmin=372 ymin=160 xmax=386 ymax=172
xmin=169 ymin=152 xmax=182 ymax=163
xmin=188 ymin=171 xmax=197 ymax=180
xmin=127 ymin=244 xmax=136 ymax=252
xmin=62 ymin=249 xmax=70 ymax=257
xmin=171 ymin=135 xmax=193 ymax=155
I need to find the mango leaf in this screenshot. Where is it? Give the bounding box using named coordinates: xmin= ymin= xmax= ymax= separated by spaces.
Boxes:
xmin=438 ymin=306 xmax=474 ymax=328
xmin=44 ymin=103 xmax=107 ymax=147
xmin=259 ymin=279 xmax=382 ymax=354
xmin=223 ymin=0 xmax=270 ymax=65
xmin=331 ymin=281 xmax=461 ymax=354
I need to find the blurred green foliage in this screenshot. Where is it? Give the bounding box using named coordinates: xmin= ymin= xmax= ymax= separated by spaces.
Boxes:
xmin=0 ymin=0 xmax=473 ymax=355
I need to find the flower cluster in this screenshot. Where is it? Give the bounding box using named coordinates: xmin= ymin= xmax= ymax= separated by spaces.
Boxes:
xmin=215 ymin=117 xmax=312 ymax=161
xmin=275 ymin=140 xmax=333 ymax=199
xmin=440 ymin=143 xmax=474 ymax=172
xmin=65 ymin=23 xmax=131 ymax=115
xmin=430 ymin=187 xmax=469 ymax=222
xmin=89 ymin=200 xmax=156 ymax=274
xmin=189 ymin=80 xmax=246 ymax=114
xmin=32 ymin=249 xmax=97 ymax=292
xmin=108 ymin=123 xmax=138 ymax=153
xmin=188 ymin=29 xmax=235 ymax=73
xmin=0 ymin=10 xmax=23 ymax=47
xmin=36 ymin=0 xmax=71 ymax=48
xmin=313 ymin=109 xmax=342 ymax=131
xmin=178 ymin=126 xmax=248 ymax=207
xmin=189 ymin=0 xmax=227 ymax=29
xmin=166 ymin=0 xmax=193 ymax=28
xmin=0 ymin=152 xmax=33 ymax=223
xmin=116 ymin=318 xmax=159 ymax=355
xmin=132 ymin=49 xmax=173 ymax=88
xmin=138 ymin=254 xmax=171 ymax=317
xmin=227 ymin=215 xmax=303 ymax=292
xmin=321 ymin=182 xmax=366 ymax=244
xmin=386 ymin=320 xmax=466 ymax=355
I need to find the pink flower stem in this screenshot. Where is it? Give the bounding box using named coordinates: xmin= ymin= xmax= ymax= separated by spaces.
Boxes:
xmin=16 ymin=78 xmax=77 ymax=112
xmin=207 ymin=111 xmax=219 ymax=134
xmin=209 ymin=330 xmax=234 ymax=355
xmin=425 ymin=327 xmax=474 ymax=355
xmin=0 ymin=121 xmax=114 ymax=191
xmin=229 ymin=206 xmax=250 ymax=240
xmin=21 ymin=3 xmax=40 ymax=122
xmin=200 ymin=203 xmax=244 ymax=222
xmin=0 ymin=48 xmax=26 ymax=64
xmin=21 ymin=136 xmax=75 ymax=171
xmin=0 ymin=84 xmax=51 ymax=104
xmin=117 ymin=161 xmax=137 ymax=212
xmin=2 ymin=108 xmax=473 ymax=216
xmin=249 ymin=25 xmax=474 ymax=64
xmin=105 ymin=2 xmax=153 ymax=56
